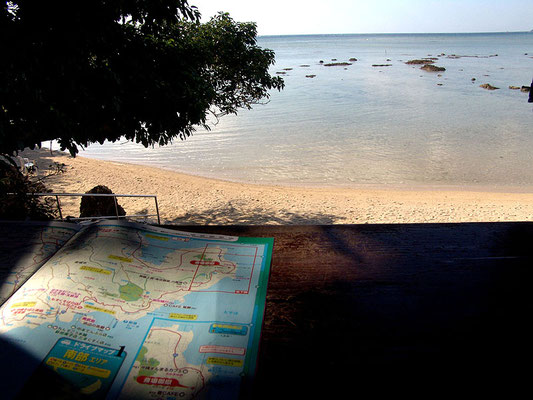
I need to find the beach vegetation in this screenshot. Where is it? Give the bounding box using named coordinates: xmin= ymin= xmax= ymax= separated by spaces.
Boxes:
xmin=0 ymin=1 xmax=284 ymax=156
xmin=0 ymin=158 xmax=58 ymax=220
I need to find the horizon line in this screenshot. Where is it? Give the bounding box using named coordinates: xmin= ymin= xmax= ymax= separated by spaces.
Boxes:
xmin=258 ymin=30 xmax=532 ymax=38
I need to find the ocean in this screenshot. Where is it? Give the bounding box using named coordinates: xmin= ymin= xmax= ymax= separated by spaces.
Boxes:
xmin=77 ymin=32 xmax=533 ymax=190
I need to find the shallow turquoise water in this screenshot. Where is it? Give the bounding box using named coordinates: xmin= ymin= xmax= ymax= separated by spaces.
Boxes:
xmin=79 ymin=32 xmax=533 ymax=190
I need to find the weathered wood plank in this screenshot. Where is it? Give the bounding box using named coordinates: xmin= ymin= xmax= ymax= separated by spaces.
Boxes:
xmin=168 ymin=223 xmax=533 ymax=398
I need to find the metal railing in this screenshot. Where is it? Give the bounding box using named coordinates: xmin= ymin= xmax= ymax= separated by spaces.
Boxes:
xmin=25 ymin=192 xmax=161 ymax=224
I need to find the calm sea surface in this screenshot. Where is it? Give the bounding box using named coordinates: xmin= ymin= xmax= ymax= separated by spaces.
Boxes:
xmin=78 ymin=32 xmax=533 ymax=190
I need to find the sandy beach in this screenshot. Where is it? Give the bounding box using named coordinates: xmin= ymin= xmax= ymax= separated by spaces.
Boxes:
xmin=19 ymin=147 xmax=533 ymax=225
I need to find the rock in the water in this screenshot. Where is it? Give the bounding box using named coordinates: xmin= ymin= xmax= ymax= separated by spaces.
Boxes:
xmin=305 ymin=74 xmax=316 ymax=78
xmin=406 ymin=59 xmax=435 ymax=65
xmin=276 ymin=71 xmax=286 ymax=75
xmin=479 ymin=83 xmax=499 ymax=90
xmin=349 ymin=57 xmax=358 ymax=61
xmin=509 ymin=86 xmax=521 ymax=90
xmin=372 ymin=64 xmax=392 ymax=67
xmin=420 ymin=64 xmax=446 ymax=72
xmin=324 ymin=62 xmax=352 ymax=67
xmin=521 ymin=86 xmax=531 ymax=92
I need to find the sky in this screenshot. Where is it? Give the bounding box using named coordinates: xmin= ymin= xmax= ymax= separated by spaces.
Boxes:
xmin=191 ymin=0 xmax=533 ymax=36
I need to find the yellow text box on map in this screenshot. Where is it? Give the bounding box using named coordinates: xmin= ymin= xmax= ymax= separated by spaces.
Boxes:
xmin=108 ymin=255 xmax=133 ymax=263
xmin=169 ymin=313 xmax=197 ymax=321
xmin=46 ymin=357 xmax=111 ymax=378
xmin=85 ymin=304 xmax=115 ymax=315
xmin=206 ymin=357 xmax=244 ymax=368
xmin=80 ymin=266 xmax=111 ymax=275
xmin=11 ymin=301 xmax=36 ymax=308
xmin=145 ymin=234 xmax=169 ymax=241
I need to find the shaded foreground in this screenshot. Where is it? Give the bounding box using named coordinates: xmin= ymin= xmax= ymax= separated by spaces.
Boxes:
xmin=176 ymin=222 xmax=533 ymax=398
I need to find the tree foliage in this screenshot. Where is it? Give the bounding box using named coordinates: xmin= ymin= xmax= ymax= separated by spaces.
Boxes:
xmin=0 ymin=0 xmax=284 ymax=156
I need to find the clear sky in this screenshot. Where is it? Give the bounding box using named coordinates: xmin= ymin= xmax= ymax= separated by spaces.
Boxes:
xmin=191 ymin=0 xmax=533 ymax=35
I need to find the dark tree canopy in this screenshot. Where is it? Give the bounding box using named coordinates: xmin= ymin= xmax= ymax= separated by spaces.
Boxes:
xmin=0 ymin=0 xmax=284 ymax=155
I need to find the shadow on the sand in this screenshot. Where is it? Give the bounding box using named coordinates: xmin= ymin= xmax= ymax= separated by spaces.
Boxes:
xmin=19 ymin=147 xmax=71 ymax=174
xmin=167 ymin=203 xmax=344 ymax=225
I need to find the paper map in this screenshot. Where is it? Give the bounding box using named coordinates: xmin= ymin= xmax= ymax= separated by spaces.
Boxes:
xmin=0 ymin=220 xmax=273 ymax=399
xmin=0 ymin=221 xmax=81 ymax=305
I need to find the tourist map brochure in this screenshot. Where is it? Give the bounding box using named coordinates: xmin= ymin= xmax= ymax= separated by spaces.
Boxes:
xmin=0 ymin=220 xmax=273 ymax=399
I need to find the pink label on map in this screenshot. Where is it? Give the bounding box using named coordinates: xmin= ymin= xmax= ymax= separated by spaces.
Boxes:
xmin=199 ymin=345 xmax=245 ymax=356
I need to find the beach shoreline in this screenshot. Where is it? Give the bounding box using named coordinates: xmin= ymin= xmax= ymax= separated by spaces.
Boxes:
xmin=19 ymin=147 xmax=533 ymax=225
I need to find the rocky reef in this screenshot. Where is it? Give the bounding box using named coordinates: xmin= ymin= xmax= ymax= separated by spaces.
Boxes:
xmin=323 ymin=62 xmax=352 ymax=67
xmin=479 ymin=83 xmax=499 ymax=90
xmin=420 ymin=64 xmax=446 ymax=72
xmin=406 ymin=59 xmax=435 ymax=65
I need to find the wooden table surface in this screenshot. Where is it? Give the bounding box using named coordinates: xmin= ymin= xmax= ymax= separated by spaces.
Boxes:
xmin=171 ymin=222 xmax=533 ymax=398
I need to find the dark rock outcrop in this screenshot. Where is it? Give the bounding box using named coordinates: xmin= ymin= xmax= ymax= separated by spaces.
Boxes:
xmin=406 ymin=59 xmax=435 ymax=65
xmin=79 ymin=185 xmax=126 ymax=219
xmin=420 ymin=64 xmax=446 ymax=72
xmin=479 ymin=83 xmax=499 ymax=90
xmin=324 ymin=62 xmax=352 ymax=67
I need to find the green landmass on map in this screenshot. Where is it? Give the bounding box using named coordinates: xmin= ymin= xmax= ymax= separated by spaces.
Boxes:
xmin=194 ymin=254 xmax=213 ymax=261
xmin=136 ymin=346 xmax=160 ymax=378
xmin=119 ymin=282 xmax=143 ymax=301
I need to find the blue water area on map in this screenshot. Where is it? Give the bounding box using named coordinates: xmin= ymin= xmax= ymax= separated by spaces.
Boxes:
xmin=180 ymin=286 xmax=258 ymax=324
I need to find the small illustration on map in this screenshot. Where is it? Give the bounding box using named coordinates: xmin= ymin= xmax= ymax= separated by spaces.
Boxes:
xmin=209 ymin=323 xmax=248 ymax=336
